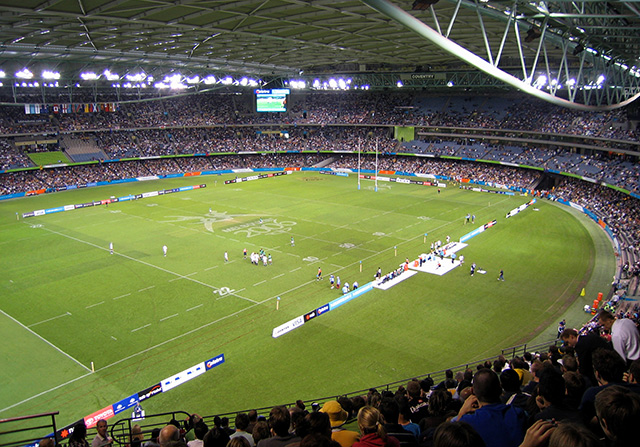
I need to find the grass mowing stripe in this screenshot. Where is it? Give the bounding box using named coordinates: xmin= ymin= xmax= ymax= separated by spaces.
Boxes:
xmin=0 ymin=308 xmax=90 ymax=372
xmin=38 ymin=225 xmax=260 ymax=305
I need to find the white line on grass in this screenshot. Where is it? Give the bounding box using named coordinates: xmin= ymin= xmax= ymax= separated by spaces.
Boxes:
xmin=160 ymin=314 xmax=179 ymax=322
xmin=138 ymin=285 xmax=155 ymax=292
xmin=113 ymin=293 xmax=131 ymax=300
xmin=290 ymin=267 xmax=302 ymax=272
xmin=0 ymin=309 xmax=91 ymax=372
xmin=0 ymin=371 xmax=93 ymax=414
xmin=186 ymin=304 xmax=203 ymax=312
xmin=39 ymin=227 xmax=257 ymax=304
xmin=111 ymin=336 xmax=117 ymax=341
xmin=329 ymin=263 xmax=345 ymax=270
xmin=204 ymin=265 xmax=218 ymax=271
xmin=131 ymin=324 xmax=151 ymax=333
xmin=169 ymin=272 xmax=198 ymax=282
xmin=253 ymin=280 xmax=267 ymax=286
xmin=272 ymin=274 xmax=284 ymax=279
xmin=85 ymin=301 xmax=105 ymax=309
xmin=28 ymin=311 xmax=71 ymax=328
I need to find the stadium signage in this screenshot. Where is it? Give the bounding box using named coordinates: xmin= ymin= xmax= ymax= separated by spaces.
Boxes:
xmin=205 ymin=354 xmax=225 ymax=370
xmin=224 ymin=171 xmax=290 ymax=184
xmin=272 ymin=316 xmax=305 ymax=338
xmin=160 ymin=361 xmax=206 ymax=392
xmin=22 ymin=185 xmax=206 ymax=218
xmin=113 ymin=394 xmax=139 ymax=415
xmin=138 ymin=383 xmax=162 ymax=402
xmin=359 ymin=174 xmax=437 ymax=187
xmin=84 ymin=405 xmax=115 ymax=428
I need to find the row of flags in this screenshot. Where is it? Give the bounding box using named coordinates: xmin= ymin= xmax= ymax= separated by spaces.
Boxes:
xmin=24 ymin=102 xmax=119 ymax=114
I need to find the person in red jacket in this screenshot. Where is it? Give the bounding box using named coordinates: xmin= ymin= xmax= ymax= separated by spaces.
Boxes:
xmin=352 ymin=406 xmax=399 ymax=447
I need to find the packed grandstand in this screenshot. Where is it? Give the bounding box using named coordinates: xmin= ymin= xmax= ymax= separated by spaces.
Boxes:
xmin=2 ymin=90 xmax=640 ymax=447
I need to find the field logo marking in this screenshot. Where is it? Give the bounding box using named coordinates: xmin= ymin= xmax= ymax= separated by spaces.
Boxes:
xmin=109 ymin=210 xmax=122 ymax=214
xmin=373 ymin=232 xmax=386 ymax=236
xmin=30 ymin=224 xmax=43 ymax=228
xmin=303 ymin=256 xmax=319 ymax=262
xmin=161 ymin=210 xmax=263 ymax=233
xmin=146 ymin=203 xmax=158 ymax=207
xmin=213 ymin=287 xmax=235 ymax=297
xmin=339 ymin=243 xmax=356 ymax=249
xmin=417 ymin=216 xmax=431 ymax=220
xmin=223 ymin=218 xmax=297 ymax=238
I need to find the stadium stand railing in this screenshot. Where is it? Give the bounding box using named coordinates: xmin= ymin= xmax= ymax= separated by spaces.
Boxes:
xmin=0 ymin=412 xmax=59 ymax=447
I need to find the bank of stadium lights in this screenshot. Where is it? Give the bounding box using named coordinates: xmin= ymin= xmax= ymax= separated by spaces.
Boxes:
xmin=396 ymin=80 xmax=404 ymax=88
xmin=203 ymin=75 xmax=216 ymax=85
xmin=288 ymin=80 xmax=306 ymax=89
xmin=125 ymin=73 xmax=146 ymax=82
xmin=104 ymin=70 xmax=119 ymax=81
xmin=42 ymin=70 xmax=60 ymax=80
xmin=532 ymin=74 xmax=547 ymax=89
xmin=220 ymin=76 xmax=233 ymax=85
xmin=16 ymin=68 xmax=33 ymax=79
xmin=81 ymin=72 xmax=98 ymax=80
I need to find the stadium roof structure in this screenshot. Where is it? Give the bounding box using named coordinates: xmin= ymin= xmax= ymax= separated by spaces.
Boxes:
xmin=0 ymin=0 xmax=639 ymax=110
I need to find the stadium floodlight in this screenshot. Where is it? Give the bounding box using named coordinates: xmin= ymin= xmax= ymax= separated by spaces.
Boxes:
xmin=154 ymin=82 xmax=169 ymax=89
xmin=81 ymin=72 xmax=98 ymax=80
xmin=338 ymin=78 xmax=348 ymax=89
xmin=248 ymin=78 xmax=259 ymax=87
xmin=566 ymin=78 xmax=576 ymax=87
xmin=596 ymin=74 xmax=606 ymax=85
xmin=447 ymin=80 xmax=454 ymax=87
xmin=104 ymin=70 xmax=119 ymax=81
xmin=328 ymin=78 xmax=338 ymax=89
xmin=396 ymin=80 xmax=404 ymax=88
xmin=185 ymin=75 xmax=200 ymax=84
xmin=533 ymin=74 xmax=547 ymax=89
xmin=240 ymin=77 xmax=249 ymax=86
xmin=0 ymin=70 xmax=5 ymax=78
xmin=203 ymin=75 xmax=216 ymax=85
xmin=42 ymin=70 xmax=60 ymax=80
xmin=126 ymin=73 xmax=146 ymax=82
xmin=289 ymin=80 xmax=306 ymax=89
xmin=220 ymin=76 xmax=233 ymax=85
xmin=16 ymin=68 xmax=33 ymax=79
xmin=312 ymin=79 xmax=321 ymax=89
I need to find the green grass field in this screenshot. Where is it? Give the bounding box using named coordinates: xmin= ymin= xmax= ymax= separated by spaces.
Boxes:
xmin=0 ymin=171 xmax=615 ymax=427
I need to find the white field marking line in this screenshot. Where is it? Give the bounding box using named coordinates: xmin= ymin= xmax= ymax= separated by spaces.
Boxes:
xmin=6 ymin=249 xmax=364 ymax=411
xmin=138 ymin=285 xmax=155 ymax=292
xmin=272 ymin=273 xmax=285 ymax=279
xmin=214 ymin=288 xmax=247 ymax=301
xmin=113 ymin=293 xmax=131 ymax=300
xmin=290 ymin=267 xmax=302 ymax=272
xmin=186 ymin=304 xmax=203 ymax=312
xmin=169 ymin=272 xmax=198 ymax=282
xmin=111 ymin=336 xmax=117 ymax=341
xmin=160 ymin=313 xmax=179 ymax=322
xmin=330 ymin=264 xmax=345 ymax=270
xmin=253 ymin=280 xmax=267 ymax=286
xmin=131 ymin=324 xmax=151 ymax=333
xmin=28 ymin=311 xmax=71 ymax=328
xmin=204 ymin=265 xmax=218 ymax=271
xmin=85 ymin=301 xmax=105 ymax=309
xmin=0 ymin=308 xmax=91 ymax=372
xmin=40 ymin=227 xmax=258 ymax=304
xmin=96 ymin=296 xmax=276 ymax=373
xmin=286 ymin=253 xmax=300 ymax=257
xmin=0 ymin=370 xmax=93 ymax=414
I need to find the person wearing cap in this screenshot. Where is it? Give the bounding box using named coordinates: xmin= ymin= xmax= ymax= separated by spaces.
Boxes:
xmin=320 ymin=401 xmax=360 ymax=447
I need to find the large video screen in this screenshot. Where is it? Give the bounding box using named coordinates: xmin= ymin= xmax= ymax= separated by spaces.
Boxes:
xmin=255 ymin=88 xmax=290 ymax=112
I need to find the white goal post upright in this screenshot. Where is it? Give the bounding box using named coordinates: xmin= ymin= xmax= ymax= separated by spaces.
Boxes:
xmin=375 ymin=138 xmax=379 ymax=193
xmin=357 ymin=138 xmax=361 ymax=191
